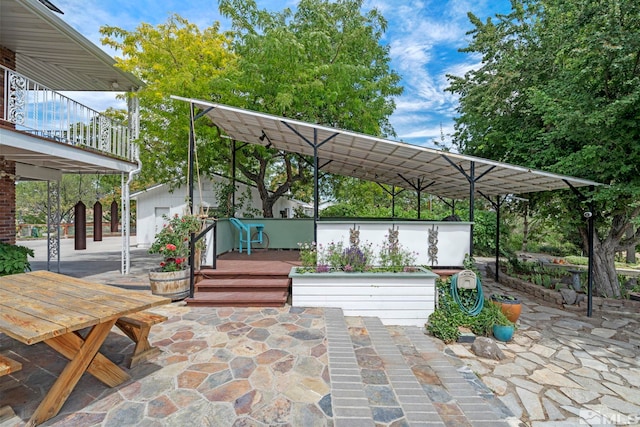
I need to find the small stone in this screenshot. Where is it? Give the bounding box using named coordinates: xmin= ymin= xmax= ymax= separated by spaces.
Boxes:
xmin=498 ymin=393 xmax=523 ymax=419
xmin=560 ymin=387 xmax=601 ymax=404
xmin=529 ymin=368 xmax=582 ymax=388
xmin=448 ymin=343 xmax=477 ymax=358
xmin=482 ymin=376 xmax=508 ymax=396
xmin=600 ymin=394 xmax=640 ymax=415
xmin=545 ymin=389 xmax=572 ymax=406
xmin=542 ymin=397 xmax=565 ymax=420
xmin=516 ymin=387 xmax=545 ymax=420
xmin=571 ymin=367 xmax=601 ymax=380
xmin=603 ymin=382 xmax=640 ymax=405
xmin=601 ymin=371 xmax=623 ymax=385
xmin=471 ymin=337 xmax=505 ymax=360
xmin=559 ymin=288 xmax=577 ymax=305
xmin=529 ymin=344 xmax=556 ymax=358
xmin=524 ymin=330 xmax=542 ymax=340
xmin=493 ymin=362 xmax=528 ymax=377
xmin=555 ymin=349 xmax=578 ymax=365
xmin=510 ymin=377 xmax=544 ymax=393
xmin=514 ymin=357 xmax=538 ymax=372
xmin=591 ymin=328 xmax=617 ymax=339
xmin=578 ymin=357 xmax=609 ymax=372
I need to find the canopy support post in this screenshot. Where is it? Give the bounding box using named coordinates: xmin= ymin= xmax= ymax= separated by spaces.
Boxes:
xmin=479 ymin=191 xmax=504 ymax=282
xmin=376 ymin=184 xmax=405 ymax=218
xmin=397 ymin=175 xmax=435 ymax=219
xmin=564 ymin=180 xmax=596 ymax=317
xmin=281 ymin=122 xmax=338 ymax=243
xmin=442 ymin=157 xmax=496 ymax=258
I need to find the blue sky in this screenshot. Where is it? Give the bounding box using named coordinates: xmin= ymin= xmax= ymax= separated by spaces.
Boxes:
xmin=55 ymin=0 xmax=511 ymax=147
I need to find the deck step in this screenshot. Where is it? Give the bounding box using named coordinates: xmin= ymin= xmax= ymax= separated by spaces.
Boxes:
xmin=195 ymin=278 xmax=290 ymax=292
xmin=198 ymin=272 xmax=290 ymax=281
xmin=187 ymin=256 xmax=296 ymax=308
xmin=185 ymin=290 xmax=288 ymax=307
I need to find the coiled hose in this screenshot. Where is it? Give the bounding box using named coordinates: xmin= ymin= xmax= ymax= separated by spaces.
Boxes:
xmin=450 ymin=273 xmax=484 ymax=316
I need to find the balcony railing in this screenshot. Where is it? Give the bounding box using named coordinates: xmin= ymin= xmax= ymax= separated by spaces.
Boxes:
xmin=2 ymin=65 xmax=135 ymax=162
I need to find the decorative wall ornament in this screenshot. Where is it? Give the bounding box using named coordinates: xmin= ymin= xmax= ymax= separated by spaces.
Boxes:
xmin=99 ymin=115 xmax=110 ymax=151
xmin=428 ymin=225 xmax=439 ymax=266
xmin=47 ymin=180 xmax=61 ymax=264
xmin=349 ymin=224 xmax=360 ymax=247
xmin=8 ymin=71 xmax=27 ymax=125
xmin=388 ymin=225 xmax=399 ymax=252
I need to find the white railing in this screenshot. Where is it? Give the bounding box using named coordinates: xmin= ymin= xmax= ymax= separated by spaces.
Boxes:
xmin=2 ymin=65 xmax=134 ymax=161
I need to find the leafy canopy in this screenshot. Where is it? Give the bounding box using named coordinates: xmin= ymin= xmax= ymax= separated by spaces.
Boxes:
xmin=447 ymin=0 xmax=640 ymax=297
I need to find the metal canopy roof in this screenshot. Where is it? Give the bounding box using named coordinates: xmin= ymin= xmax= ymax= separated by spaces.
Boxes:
xmin=0 ymin=0 xmax=143 ymax=91
xmin=174 ymin=96 xmax=601 ymax=200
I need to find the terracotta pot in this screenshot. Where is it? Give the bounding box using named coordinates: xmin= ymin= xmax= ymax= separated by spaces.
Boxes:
xmin=491 ymin=294 xmax=522 ymax=323
xmin=149 ymin=268 xmax=190 ymax=301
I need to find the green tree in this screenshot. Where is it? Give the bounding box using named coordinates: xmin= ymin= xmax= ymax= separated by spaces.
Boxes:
xmin=448 ymin=0 xmax=640 ymax=297
xmin=218 ymin=0 xmax=402 ymax=216
xmin=101 ymin=15 xmax=237 ymax=187
xmin=102 ymin=2 xmax=402 ymax=217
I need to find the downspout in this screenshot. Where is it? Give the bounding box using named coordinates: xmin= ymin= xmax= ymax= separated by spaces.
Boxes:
xmin=122 ymin=145 xmax=142 ymax=274
xmin=122 ymin=91 xmax=141 ymax=275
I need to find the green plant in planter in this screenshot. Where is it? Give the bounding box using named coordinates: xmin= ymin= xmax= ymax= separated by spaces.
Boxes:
xmin=427 ymin=279 xmax=516 ymax=343
xmin=0 ymin=242 xmax=35 ymax=276
xmin=470 ymin=299 xmax=513 ymax=336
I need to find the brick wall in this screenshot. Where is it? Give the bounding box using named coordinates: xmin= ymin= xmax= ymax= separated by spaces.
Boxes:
xmin=0 ymin=157 xmax=16 ymax=244
xmin=1 ymin=45 xmax=16 ymax=127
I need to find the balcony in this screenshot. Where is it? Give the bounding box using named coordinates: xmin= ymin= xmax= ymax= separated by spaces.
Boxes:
xmin=1 ymin=64 xmax=135 ymax=162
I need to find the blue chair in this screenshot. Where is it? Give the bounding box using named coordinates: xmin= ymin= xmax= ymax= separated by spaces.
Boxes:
xmin=229 ymin=218 xmax=265 ymax=255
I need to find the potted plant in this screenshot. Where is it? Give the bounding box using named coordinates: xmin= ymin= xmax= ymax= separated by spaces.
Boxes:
xmin=490 ymin=293 xmax=522 ymax=323
xmin=148 ymin=213 xmax=202 ymax=301
xmin=492 ymin=310 xmax=516 ymax=342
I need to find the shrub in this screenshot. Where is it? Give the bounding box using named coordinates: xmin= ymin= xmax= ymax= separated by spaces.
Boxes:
xmin=0 ymin=242 xmax=34 ymax=276
xmin=427 ymin=278 xmax=513 ymax=343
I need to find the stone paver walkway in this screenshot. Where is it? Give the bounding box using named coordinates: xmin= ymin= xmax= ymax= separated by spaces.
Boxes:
xmin=446 ymin=263 xmax=640 ymax=427
xmin=2 ymin=239 xmax=638 ymax=426
xmin=1 ymin=302 xmax=515 ymax=427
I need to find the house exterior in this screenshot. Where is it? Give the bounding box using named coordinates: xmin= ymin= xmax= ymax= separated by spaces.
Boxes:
xmin=132 ymin=176 xmax=304 ymax=249
xmin=0 ymin=0 xmax=142 ymax=269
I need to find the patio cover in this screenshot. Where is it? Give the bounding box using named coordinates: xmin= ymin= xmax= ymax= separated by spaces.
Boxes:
xmin=0 ymin=0 xmax=143 ymax=91
xmin=172 ymin=96 xmax=601 ymax=200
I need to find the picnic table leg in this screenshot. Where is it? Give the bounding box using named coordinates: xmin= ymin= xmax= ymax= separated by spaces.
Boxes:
xmin=27 ymin=319 xmax=118 ymax=427
xmin=115 ymin=320 xmax=161 ymax=368
xmin=45 ymin=330 xmax=131 ymax=386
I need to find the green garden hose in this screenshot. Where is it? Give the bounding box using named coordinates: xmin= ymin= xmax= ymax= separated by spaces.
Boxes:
xmin=450 ymin=273 xmax=484 ymax=316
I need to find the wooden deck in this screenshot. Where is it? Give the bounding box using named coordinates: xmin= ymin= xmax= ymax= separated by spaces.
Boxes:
xmin=185 ymin=250 xmax=301 ymax=307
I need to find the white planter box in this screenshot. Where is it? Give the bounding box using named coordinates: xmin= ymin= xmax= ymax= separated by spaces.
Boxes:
xmin=290 ymin=267 xmax=438 ymax=327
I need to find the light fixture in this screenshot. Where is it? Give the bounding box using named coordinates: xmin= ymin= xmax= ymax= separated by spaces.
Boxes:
xmin=259 ymin=131 xmax=273 ymax=148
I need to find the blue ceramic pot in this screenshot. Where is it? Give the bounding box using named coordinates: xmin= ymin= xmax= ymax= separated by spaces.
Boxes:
xmin=492 ymin=325 xmax=515 ymax=342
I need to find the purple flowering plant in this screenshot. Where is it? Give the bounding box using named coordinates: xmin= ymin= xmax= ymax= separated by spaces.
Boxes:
xmin=297 ymin=233 xmax=418 ymax=274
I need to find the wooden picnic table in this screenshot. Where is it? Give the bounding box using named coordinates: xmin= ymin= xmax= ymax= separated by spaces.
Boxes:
xmin=0 ymin=271 xmax=170 ymax=426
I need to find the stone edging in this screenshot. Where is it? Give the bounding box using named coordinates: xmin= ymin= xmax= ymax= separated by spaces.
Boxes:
xmin=485 ymin=265 xmax=640 ymax=315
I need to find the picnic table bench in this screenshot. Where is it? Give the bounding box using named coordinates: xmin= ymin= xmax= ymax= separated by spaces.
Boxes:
xmin=0 ymin=271 xmax=170 ymax=426
xmin=116 ymin=311 xmax=168 ymax=368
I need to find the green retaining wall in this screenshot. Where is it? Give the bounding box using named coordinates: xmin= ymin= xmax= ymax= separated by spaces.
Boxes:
xmin=216 ymin=218 xmax=314 ymax=254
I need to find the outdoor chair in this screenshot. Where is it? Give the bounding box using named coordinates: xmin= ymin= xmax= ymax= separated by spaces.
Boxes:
xmin=229 ymin=218 xmax=266 ymax=255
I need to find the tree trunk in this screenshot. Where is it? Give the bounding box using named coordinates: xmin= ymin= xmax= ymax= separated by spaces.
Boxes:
xmin=590 ymin=236 xmax=621 ymax=298
xmin=625 ymin=229 xmax=637 ymax=264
